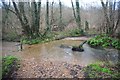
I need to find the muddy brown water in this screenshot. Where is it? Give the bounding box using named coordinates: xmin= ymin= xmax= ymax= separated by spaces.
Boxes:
xmin=2 ymin=39 xmax=119 ymax=66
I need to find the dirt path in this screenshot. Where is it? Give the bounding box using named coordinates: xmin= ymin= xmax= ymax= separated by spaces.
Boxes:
xmin=13 ymin=59 xmax=85 ymax=78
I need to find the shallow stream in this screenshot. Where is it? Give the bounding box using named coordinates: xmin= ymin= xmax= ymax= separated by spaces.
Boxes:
xmin=2 ymin=39 xmax=119 ymax=66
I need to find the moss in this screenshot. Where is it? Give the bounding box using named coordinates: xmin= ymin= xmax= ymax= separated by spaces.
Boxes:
xmin=83 ymin=63 xmax=120 ymax=78
xmin=2 ymin=56 xmax=19 ymax=78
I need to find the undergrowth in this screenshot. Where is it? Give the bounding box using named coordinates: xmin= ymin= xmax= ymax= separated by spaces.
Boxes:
xmin=83 ymin=63 xmax=120 ymax=78
xmin=21 ymin=28 xmax=85 ymax=45
xmin=2 ymin=56 xmax=19 ymax=78
xmin=87 ymin=34 xmax=120 ymax=50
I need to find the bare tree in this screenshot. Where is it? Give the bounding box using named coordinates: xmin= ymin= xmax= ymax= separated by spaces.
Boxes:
xmin=113 ymin=1 xmax=120 ymax=33
xmin=71 ymin=0 xmax=81 ymax=29
xmin=43 ymin=0 xmax=50 ymax=36
xmin=50 ymin=0 xmax=54 ymax=26
xmin=2 ymin=0 xmax=42 ymax=39
xmin=71 ymin=0 xmax=77 ymax=22
xmin=13 ymin=1 xmax=32 ymax=38
xmin=76 ymin=0 xmax=81 ymax=29
xmin=31 ymin=0 xmax=41 ymax=37
xmin=59 ymin=0 xmax=64 ymax=31
xmin=100 ymin=0 xmax=120 ymax=34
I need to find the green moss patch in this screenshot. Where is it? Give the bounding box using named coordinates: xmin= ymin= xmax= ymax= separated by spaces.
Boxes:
xmin=83 ymin=63 xmax=120 ymax=78
xmin=2 ymin=56 xmax=19 ymax=78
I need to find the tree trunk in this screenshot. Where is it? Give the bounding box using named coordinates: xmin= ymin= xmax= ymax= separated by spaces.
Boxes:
xmin=101 ymin=0 xmax=110 ymax=34
xmin=59 ymin=0 xmax=63 ymax=31
xmin=2 ymin=0 xmax=42 ymax=39
xmin=100 ymin=0 xmax=119 ymax=34
xmin=43 ymin=0 xmax=50 ymax=36
xmin=50 ymin=1 xmax=54 ymax=26
xmin=37 ymin=0 xmax=41 ymax=36
xmin=85 ymin=20 xmax=89 ymax=31
xmin=12 ymin=1 xmax=32 ymax=38
xmin=113 ymin=1 xmax=120 ymax=33
xmin=71 ymin=0 xmax=77 ymax=22
xmin=76 ymin=0 xmax=81 ymax=29
xmin=31 ymin=0 xmax=41 ymax=38
xmin=46 ymin=0 xmax=50 ymax=31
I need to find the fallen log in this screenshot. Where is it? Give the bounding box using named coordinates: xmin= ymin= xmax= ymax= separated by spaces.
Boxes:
xmin=72 ymin=41 xmax=87 ymax=52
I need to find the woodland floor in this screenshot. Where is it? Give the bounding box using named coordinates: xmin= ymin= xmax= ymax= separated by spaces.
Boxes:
xmin=13 ymin=59 xmax=85 ymax=78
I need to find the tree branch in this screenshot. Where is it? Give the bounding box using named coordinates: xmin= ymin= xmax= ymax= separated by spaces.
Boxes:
xmin=2 ymin=1 xmax=17 ymax=15
xmin=3 ymin=7 xmax=17 ymax=15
